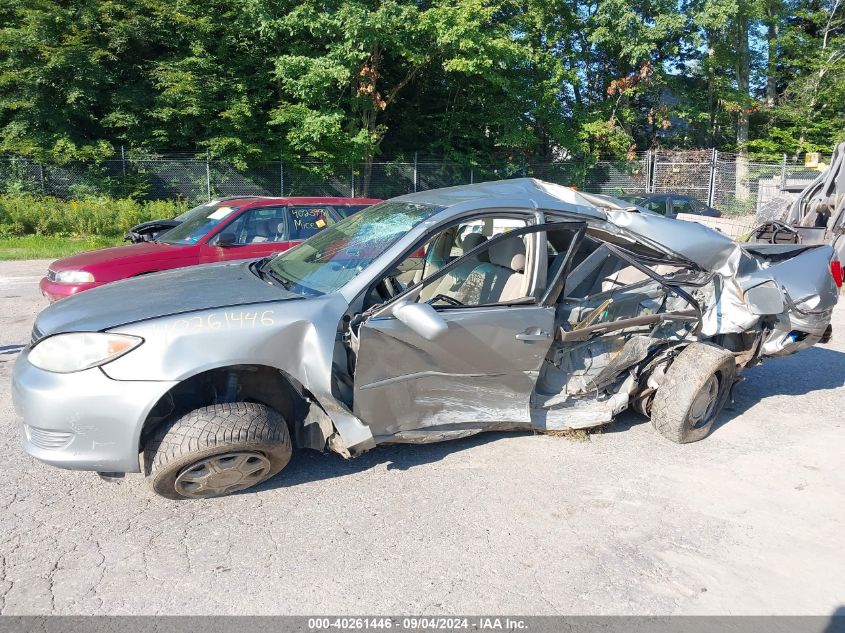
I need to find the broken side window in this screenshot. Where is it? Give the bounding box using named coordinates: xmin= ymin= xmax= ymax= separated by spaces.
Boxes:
xmin=363 ymin=215 xmax=529 ymax=308
xmin=562 ymin=240 xmax=685 ymax=322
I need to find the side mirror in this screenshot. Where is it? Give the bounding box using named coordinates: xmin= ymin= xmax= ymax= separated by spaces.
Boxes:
xmin=744 ymin=282 xmax=785 ymax=315
xmin=215 ymin=232 xmax=236 ymax=247
xmin=393 ymin=302 xmax=448 ymax=340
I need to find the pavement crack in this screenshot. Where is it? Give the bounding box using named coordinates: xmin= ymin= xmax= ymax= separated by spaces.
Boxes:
xmin=0 ymin=553 xmax=11 ymax=614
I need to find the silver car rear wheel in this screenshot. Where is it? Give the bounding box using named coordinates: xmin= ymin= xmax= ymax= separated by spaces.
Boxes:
xmin=650 ymin=343 xmax=736 ymax=443
xmin=689 ymin=374 xmax=720 ymax=429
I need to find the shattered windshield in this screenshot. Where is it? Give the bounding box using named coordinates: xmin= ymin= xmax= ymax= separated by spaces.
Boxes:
xmin=265 ymin=201 xmax=440 ymax=296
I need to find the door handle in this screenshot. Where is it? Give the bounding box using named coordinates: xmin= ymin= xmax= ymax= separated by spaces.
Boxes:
xmin=515 ymin=329 xmax=551 ymax=341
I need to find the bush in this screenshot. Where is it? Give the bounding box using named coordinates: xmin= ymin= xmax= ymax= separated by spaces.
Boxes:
xmin=0 ymin=195 xmax=190 ymax=238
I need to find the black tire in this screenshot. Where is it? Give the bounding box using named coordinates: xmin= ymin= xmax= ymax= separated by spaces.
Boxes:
xmin=650 ymin=343 xmax=736 ymax=444
xmin=144 ymin=402 xmax=292 ymax=500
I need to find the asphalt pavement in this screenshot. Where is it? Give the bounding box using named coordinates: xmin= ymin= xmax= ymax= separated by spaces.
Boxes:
xmin=1 ymin=259 xmax=844 ymax=615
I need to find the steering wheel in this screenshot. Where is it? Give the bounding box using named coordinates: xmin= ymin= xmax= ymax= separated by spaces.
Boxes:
xmin=426 ymin=293 xmax=465 ymax=307
xmin=770 ymin=222 xmax=799 ymax=244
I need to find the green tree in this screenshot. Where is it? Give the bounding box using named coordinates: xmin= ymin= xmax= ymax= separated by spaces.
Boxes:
xmin=1 ymin=0 xmax=844 ymax=178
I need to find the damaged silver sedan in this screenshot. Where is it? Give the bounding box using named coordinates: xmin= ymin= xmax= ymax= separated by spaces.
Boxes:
xmin=12 ymin=179 xmax=841 ymax=498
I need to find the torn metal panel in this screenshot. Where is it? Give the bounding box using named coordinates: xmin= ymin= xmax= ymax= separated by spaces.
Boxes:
xmin=605 ymin=209 xmax=744 ymax=273
xmin=761 ymin=309 xmax=835 ymax=356
xmin=739 ymin=244 xmax=838 ymax=314
xmin=295 ymin=400 xmax=336 ymax=452
xmin=532 ymin=374 xmax=637 ymax=431
xmin=577 ymin=335 xmax=654 ymax=393
xmin=699 ymin=275 xmax=760 ymax=336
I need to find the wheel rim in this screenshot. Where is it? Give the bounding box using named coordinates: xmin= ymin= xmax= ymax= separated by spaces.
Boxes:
xmin=174 ymin=451 xmax=271 ymax=498
xmin=689 ymin=374 xmax=720 ymax=429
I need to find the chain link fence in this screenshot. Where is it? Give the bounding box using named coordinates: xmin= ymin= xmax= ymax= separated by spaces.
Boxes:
xmin=652 ymin=149 xmax=714 ymax=201
xmin=0 ymin=149 xmax=826 ymax=216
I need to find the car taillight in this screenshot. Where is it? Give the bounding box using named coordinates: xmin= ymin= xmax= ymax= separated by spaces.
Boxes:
xmin=831 ymin=259 xmax=843 ymax=288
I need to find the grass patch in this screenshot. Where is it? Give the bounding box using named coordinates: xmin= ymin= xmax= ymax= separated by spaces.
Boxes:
xmin=0 ymin=194 xmax=186 ymax=237
xmin=0 ymin=235 xmax=124 ymax=260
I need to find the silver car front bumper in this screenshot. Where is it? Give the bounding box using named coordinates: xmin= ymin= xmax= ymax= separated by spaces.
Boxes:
xmin=12 ymin=350 xmax=177 ymax=473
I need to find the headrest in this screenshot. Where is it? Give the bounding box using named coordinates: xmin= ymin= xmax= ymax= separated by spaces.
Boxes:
xmin=489 ymin=237 xmax=526 ymax=272
xmin=254 ymin=218 xmax=272 ymax=236
xmin=461 ymin=232 xmax=488 ymax=253
xmin=276 ymin=221 xmax=285 ymax=236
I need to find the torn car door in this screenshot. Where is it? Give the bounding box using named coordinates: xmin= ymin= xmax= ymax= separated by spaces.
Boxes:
xmin=532 ymin=239 xmax=705 ymax=430
xmin=351 ymin=222 xmax=585 ymax=442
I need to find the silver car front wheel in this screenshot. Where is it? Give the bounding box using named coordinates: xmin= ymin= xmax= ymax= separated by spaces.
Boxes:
xmin=144 ymin=402 xmax=292 ymax=500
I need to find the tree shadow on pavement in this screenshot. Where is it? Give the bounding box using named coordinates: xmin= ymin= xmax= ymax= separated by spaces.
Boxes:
xmin=824 ymin=606 xmax=845 ymax=633
xmin=601 ymin=410 xmax=647 ymax=435
xmin=607 ymin=345 xmax=845 ymax=438
xmin=722 ymin=345 xmax=845 ymax=417
xmin=245 ymin=430 xmax=529 ymax=494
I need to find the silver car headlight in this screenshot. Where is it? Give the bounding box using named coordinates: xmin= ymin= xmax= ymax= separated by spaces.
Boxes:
xmin=28 ymin=333 xmax=143 ymax=373
xmin=55 ymin=270 xmax=95 ymax=283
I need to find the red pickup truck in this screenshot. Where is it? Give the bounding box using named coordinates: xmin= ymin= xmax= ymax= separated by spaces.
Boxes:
xmin=40 ymin=196 xmax=380 ymax=301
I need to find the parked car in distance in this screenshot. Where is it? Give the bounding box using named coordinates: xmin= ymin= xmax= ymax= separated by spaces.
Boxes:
xmin=124 ymin=199 xmax=376 ymax=243
xmin=14 ymin=179 xmax=839 ymax=499
xmin=40 ymin=196 xmax=381 ymax=302
xmin=620 ymin=193 xmax=722 ymax=218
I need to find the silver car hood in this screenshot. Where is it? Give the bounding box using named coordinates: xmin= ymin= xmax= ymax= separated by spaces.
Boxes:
xmin=34 ymin=261 xmax=300 ymax=336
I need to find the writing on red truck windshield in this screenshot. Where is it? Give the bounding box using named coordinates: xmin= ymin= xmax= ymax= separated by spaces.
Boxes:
xmin=288 ymin=207 xmax=333 ymax=240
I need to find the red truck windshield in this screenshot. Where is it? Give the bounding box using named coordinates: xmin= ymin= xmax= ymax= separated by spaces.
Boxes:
xmin=158 ymin=202 xmax=241 ymax=244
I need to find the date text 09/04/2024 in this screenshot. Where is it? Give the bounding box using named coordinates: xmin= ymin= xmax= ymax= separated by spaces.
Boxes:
xmin=307 ymin=617 xmax=528 ymax=630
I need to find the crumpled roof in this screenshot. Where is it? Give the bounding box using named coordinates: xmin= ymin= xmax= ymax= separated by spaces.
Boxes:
xmin=395 ymin=178 xmax=604 ymax=217
xmin=396 ymin=178 xmax=742 ymax=271
xmin=605 ymin=208 xmax=742 ymax=272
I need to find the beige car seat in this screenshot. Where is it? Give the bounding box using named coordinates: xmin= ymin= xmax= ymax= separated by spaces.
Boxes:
xmin=600 ymin=264 xmax=680 ymax=292
xmin=431 ymin=236 xmax=527 ymax=305
xmin=419 ymin=233 xmax=489 ymax=301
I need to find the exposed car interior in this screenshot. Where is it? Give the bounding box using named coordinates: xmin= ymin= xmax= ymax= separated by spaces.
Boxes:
xmin=344 ymin=215 xmax=706 ymax=437
xmin=535 ymin=231 xmax=699 ymax=415
xmin=364 ymin=215 xmax=531 ymax=309
xmin=422 ymin=237 xmax=529 ymax=306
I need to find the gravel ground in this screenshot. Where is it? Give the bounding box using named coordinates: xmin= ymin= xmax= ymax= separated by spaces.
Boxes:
xmin=1 ymin=259 xmax=844 ymax=615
